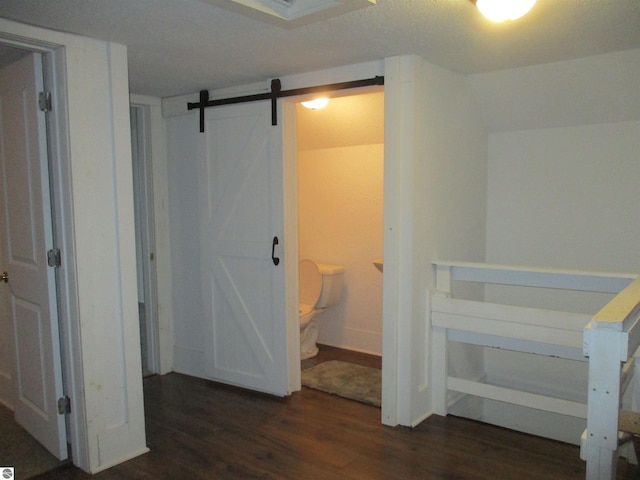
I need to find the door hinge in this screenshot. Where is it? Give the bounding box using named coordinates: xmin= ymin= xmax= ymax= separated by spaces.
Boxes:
xmin=47 ymin=248 xmax=61 ymax=267
xmin=39 ymin=91 xmax=52 ymax=112
xmin=57 ymin=396 xmax=71 ymax=415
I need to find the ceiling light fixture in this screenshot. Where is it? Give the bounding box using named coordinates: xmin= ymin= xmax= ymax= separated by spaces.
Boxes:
xmin=203 ymin=0 xmax=376 ymax=28
xmin=301 ymin=98 xmax=329 ymax=110
xmin=471 ymin=0 xmax=536 ymax=22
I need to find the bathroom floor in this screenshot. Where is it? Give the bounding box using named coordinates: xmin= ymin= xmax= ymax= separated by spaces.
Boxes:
xmin=301 ymin=344 xmax=381 ymax=371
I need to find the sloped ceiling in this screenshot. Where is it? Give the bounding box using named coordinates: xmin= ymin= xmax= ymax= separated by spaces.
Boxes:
xmin=469 ymin=48 xmax=640 ymax=132
xmin=1 ymin=0 xmax=639 ymax=99
xmin=296 ymin=90 xmax=384 ymax=150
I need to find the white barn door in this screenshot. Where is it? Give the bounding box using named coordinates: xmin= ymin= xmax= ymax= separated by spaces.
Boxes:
xmin=199 ymin=100 xmax=290 ymax=396
xmin=0 ymin=53 xmax=67 ymax=459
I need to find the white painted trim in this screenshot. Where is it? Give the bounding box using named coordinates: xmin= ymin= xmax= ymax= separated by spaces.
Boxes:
xmin=381 ymin=55 xmax=422 ymax=427
xmin=96 ymin=41 xmax=148 ymax=472
xmin=448 ymin=377 xmax=588 ymax=418
xmin=434 ymin=261 xmax=636 ymax=293
xmin=318 ymin=327 xmax=382 ymax=356
xmin=130 ymin=103 xmax=158 ymax=374
xmin=282 ymin=98 xmax=301 ymax=393
xmin=380 ymin=56 xmax=401 ymax=426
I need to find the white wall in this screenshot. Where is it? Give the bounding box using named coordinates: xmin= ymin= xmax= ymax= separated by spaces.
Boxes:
xmin=383 ymin=56 xmax=488 ymax=425
xmin=298 ymin=143 xmax=384 ymax=354
xmin=473 ymin=51 xmax=640 ymax=444
xmin=165 ymin=112 xmax=207 ymax=377
xmin=481 ymin=120 xmax=640 ymax=444
xmin=0 ymin=19 xmax=147 ymax=473
xmin=485 ymin=121 xmax=640 ymax=277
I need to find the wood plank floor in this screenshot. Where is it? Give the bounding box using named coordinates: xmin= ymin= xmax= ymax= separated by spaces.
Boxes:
xmin=34 ymin=346 xmax=637 ymax=479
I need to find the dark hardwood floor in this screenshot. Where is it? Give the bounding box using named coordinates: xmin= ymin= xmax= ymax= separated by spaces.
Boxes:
xmin=34 ymin=345 xmax=637 ymax=479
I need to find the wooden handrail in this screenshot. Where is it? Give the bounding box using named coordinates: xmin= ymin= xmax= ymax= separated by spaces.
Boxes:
xmin=592 ymin=277 xmax=640 ymax=326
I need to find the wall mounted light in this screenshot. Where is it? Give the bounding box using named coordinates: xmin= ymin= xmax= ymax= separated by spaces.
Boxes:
xmin=471 ymin=0 xmax=536 ymax=22
xmin=301 ymin=98 xmax=329 ymax=110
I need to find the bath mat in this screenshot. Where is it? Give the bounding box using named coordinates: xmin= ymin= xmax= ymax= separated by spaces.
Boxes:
xmin=301 ymin=360 xmax=381 ymax=407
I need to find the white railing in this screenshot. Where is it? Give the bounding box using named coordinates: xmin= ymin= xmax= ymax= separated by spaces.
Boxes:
xmin=431 ymin=262 xmax=639 ymax=478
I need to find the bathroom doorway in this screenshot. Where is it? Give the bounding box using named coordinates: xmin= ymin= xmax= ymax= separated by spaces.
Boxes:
xmin=294 ymin=89 xmax=384 ymax=399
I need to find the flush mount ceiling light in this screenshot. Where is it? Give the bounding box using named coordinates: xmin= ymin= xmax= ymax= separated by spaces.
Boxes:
xmin=203 ymin=0 xmax=376 ymax=28
xmin=301 ymin=98 xmax=329 ymax=109
xmin=471 ymin=0 xmax=536 ymax=22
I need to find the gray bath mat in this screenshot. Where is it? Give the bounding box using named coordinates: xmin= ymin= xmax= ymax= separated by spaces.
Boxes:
xmin=301 ymin=360 xmax=381 ymax=407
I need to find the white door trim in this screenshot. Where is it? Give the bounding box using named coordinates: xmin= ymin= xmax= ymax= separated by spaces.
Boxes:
xmin=129 ymin=94 xmax=173 ymax=375
xmin=0 ymin=35 xmax=87 ymax=468
xmin=278 ymin=61 xmax=406 ymax=425
xmin=130 ymin=103 xmax=160 ymax=375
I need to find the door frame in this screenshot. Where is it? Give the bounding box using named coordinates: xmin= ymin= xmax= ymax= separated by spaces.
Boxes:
xmin=129 ymin=94 xmax=173 ymax=375
xmin=0 ymin=36 xmax=86 ymax=467
xmin=281 ymin=85 xmax=385 ymax=393
xmin=0 ymin=50 xmax=68 ymax=459
xmin=130 ymin=102 xmax=160 ymax=375
xmin=280 ymin=60 xmax=408 ymax=425
xmin=139 ymin=55 xmax=416 ymax=426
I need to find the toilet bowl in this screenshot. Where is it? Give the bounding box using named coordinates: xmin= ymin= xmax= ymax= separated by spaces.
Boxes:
xmin=299 ymin=259 xmax=345 ymax=360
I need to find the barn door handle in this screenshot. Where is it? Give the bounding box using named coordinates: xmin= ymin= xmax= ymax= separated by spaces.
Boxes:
xmin=271 ymin=236 xmax=280 ymax=266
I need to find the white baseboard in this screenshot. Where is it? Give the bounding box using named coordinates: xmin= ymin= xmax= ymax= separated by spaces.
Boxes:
xmin=318 ymin=327 xmax=382 ymax=356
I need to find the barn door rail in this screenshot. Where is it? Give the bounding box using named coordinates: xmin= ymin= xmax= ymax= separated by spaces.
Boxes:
xmin=187 ymin=75 xmax=385 ymax=132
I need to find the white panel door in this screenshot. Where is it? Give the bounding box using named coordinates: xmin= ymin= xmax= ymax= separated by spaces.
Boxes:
xmin=0 ymin=53 xmax=67 ymax=459
xmin=200 ymin=100 xmax=289 ymax=396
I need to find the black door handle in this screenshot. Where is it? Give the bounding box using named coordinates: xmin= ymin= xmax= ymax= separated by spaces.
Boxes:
xmin=271 ymin=236 xmax=280 ymax=266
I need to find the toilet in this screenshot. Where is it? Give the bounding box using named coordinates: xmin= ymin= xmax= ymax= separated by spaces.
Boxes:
xmin=299 ymin=259 xmax=345 ymax=360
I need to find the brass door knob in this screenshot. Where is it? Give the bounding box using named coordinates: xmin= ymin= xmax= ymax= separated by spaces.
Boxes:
xmin=1 ymin=271 xmax=8 ymax=283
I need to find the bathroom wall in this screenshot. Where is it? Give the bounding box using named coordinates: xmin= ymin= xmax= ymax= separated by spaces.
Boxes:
xmin=297 ymin=91 xmax=384 ymax=355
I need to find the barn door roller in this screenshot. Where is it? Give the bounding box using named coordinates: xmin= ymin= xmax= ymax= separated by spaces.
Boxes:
xmin=187 ymin=75 xmax=384 ymax=132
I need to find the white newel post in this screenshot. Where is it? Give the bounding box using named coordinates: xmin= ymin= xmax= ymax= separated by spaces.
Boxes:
xmin=583 ymin=276 xmax=640 ymax=480
xmin=583 ymin=326 xmax=625 ymax=480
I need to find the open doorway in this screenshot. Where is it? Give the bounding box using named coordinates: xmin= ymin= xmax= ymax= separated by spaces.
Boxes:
xmin=294 ymin=89 xmax=384 ymax=402
xmin=130 ymin=104 xmax=159 ymax=377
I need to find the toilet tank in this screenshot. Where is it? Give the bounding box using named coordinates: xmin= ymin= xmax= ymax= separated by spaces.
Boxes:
xmin=316 ymin=263 xmax=345 ymax=308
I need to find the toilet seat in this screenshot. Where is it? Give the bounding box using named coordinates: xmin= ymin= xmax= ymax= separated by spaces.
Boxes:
xmin=299 ymin=303 xmax=316 ymax=329
xmin=299 ymin=303 xmax=314 ymax=316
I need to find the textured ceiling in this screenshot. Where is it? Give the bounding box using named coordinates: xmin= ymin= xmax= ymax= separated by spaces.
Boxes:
xmin=1 ymin=0 xmax=640 ymax=98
